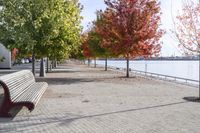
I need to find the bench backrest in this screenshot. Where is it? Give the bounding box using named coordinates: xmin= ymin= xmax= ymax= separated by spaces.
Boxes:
xmin=0 ymin=70 xmax=35 ymax=102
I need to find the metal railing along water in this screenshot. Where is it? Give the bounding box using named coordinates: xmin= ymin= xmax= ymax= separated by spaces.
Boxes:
xmin=107 ymin=65 xmax=199 ymax=87
xmin=90 ymin=63 xmax=199 ymax=87
xmin=131 ymin=69 xmax=198 ymax=84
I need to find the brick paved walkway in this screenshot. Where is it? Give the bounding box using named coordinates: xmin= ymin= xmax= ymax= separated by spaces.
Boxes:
xmin=0 ymin=62 xmax=200 ymax=133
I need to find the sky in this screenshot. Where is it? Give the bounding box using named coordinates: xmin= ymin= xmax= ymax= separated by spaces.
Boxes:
xmin=80 ymin=0 xmax=106 ymax=31
xmin=79 ymin=0 xmax=198 ymax=57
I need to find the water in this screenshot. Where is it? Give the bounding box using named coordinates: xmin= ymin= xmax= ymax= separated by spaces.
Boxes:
xmin=92 ymin=60 xmax=199 ymax=82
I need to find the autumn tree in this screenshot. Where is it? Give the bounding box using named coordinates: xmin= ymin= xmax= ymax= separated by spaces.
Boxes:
xmin=91 ymin=13 xmax=113 ymax=70
xmin=81 ymin=26 xmax=112 ymax=70
xmin=173 ymin=1 xmax=200 ymax=98
xmin=69 ymin=45 xmax=85 ymax=60
xmin=95 ymin=0 xmax=163 ymax=77
xmin=87 ymin=28 xmax=110 ymax=69
xmin=81 ymin=33 xmax=92 ymax=66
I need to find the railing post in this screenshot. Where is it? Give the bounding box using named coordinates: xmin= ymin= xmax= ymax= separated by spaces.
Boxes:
xmin=145 ymin=63 xmax=147 ymax=76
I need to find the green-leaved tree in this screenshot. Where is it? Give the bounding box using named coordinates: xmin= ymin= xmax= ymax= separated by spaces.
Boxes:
xmin=0 ymin=0 xmax=82 ymax=76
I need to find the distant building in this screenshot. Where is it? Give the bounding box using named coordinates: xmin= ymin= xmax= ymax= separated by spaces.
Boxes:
xmin=0 ymin=43 xmax=11 ymax=68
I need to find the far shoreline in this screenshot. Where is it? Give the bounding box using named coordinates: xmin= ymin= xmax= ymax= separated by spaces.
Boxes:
xmin=96 ymin=58 xmax=199 ymax=61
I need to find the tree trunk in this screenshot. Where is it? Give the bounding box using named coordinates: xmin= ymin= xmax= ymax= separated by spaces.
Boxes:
xmin=88 ymin=59 xmax=90 ymax=67
xmin=126 ymin=57 xmax=129 ymax=78
xmin=32 ymin=52 xmax=35 ymax=76
xmin=94 ymin=58 xmax=96 ymax=68
xmin=39 ymin=58 xmax=46 ymax=77
xmin=52 ymin=60 xmax=57 ymax=68
xmin=105 ymin=57 xmax=108 ymax=71
xmin=46 ymin=58 xmax=49 ymax=73
xmin=55 ymin=60 xmax=57 ymax=68
xmin=199 ymin=53 xmax=200 ymax=98
xmin=50 ymin=61 xmax=52 ymax=72
xmin=52 ymin=60 xmax=55 ymax=68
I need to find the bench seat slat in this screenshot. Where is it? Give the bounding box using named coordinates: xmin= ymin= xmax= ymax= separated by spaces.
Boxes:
xmin=10 ymin=83 xmax=35 ymax=102
xmin=14 ymin=82 xmax=48 ymax=105
xmin=5 ymin=75 xmax=34 ymax=88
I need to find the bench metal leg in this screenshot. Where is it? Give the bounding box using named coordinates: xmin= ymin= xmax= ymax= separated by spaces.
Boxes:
xmin=0 ymin=94 xmax=12 ymax=117
xmin=0 ymin=99 xmax=12 ymax=117
xmin=13 ymin=102 xmax=35 ymax=112
xmin=0 ymin=112 xmax=12 ymax=117
xmin=0 ymin=102 xmax=34 ymax=117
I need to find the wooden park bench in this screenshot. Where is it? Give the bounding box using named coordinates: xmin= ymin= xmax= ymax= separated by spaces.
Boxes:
xmin=0 ymin=70 xmax=48 ymax=117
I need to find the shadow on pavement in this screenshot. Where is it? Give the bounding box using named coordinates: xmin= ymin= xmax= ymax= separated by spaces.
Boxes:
xmin=47 ymin=70 xmax=80 ymax=73
xmin=36 ymin=77 xmax=95 ymax=85
xmin=183 ymin=97 xmax=200 ymax=102
xmin=36 ymin=75 xmax=138 ymax=85
xmin=0 ymin=100 xmax=189 ymax=132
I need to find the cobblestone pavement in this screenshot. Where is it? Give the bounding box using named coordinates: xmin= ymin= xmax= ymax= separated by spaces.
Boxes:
xmin=0 ymin=62 xmax=200 ymax=133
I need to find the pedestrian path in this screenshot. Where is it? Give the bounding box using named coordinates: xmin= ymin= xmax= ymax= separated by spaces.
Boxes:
xmin=0 ymin=62 xmax=199 ymax=133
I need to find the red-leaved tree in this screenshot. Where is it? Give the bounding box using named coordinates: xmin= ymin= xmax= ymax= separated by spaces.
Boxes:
xmin=95 ymin=0 xmax=164 ymax=77
xmin=81 ymin=33 xmax=92 ymax=66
